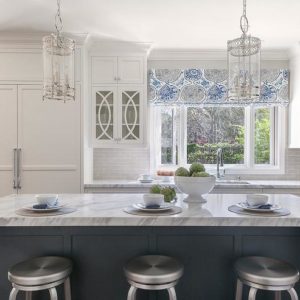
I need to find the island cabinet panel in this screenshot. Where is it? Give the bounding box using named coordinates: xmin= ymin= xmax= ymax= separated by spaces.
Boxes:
xmin=1 ymin=228 xmax=300 ymax=300
xmin=0 ymin=235 xmax=64 ymax=300
xmin=71 ymin=234 xmax=150 ymax=300
xmin=156 ymin=234 xmax=235 ymax=300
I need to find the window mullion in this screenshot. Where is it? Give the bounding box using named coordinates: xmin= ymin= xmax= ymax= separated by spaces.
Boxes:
xmin=178 ymin=106 xmax=187 ymax=166
xmin=269 ymin=107 xmax=275 ymax=165
xmin=245 ymin=106 xmax=254 ymax=168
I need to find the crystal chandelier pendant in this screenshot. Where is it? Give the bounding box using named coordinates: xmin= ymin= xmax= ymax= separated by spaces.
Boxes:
xmin=43 ymin=0 xmax=75 ymax=102
xmin=227 ymin=0 xmax=261 ymax=103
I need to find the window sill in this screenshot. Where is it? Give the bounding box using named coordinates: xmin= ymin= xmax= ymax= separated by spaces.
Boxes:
xmin=156 ymin=164 xmax=285 ymax=175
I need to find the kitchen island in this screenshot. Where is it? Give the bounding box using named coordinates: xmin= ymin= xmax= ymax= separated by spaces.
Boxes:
xmin=1 ymin=193 xmax=300 ymax=299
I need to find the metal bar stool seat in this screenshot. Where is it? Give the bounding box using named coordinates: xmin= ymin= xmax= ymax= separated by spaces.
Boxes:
xmin=234 ymin=256 xmax=300 ymax=300
xmin=124 ymin=255 xmax=183 ymax=300
xmin=8 ymin=256 xmax=72 ymax=300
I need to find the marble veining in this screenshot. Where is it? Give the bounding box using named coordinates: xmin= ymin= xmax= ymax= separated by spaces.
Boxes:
xmin=1 ymin=193 xmax=300 ymax=227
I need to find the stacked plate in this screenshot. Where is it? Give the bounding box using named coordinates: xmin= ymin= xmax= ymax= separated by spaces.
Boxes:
xmin=236 ymin=202 xmax=281 ymax=213
xmin=22 ymin=194 xmax=65 ymax=213
xmin=132 ymin=202 xmax=174 ymax=212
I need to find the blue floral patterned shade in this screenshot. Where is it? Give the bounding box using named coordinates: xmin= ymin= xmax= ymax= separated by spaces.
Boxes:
xmin=148 ymin=69 xmax=289 ymax=107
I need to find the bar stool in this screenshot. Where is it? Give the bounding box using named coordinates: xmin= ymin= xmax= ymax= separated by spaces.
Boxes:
xmin=8 ymin=256 xmax=72 ymax=300
xmin=124 ymin=255 xmax=183 ymax=300
xmin=234 ymin=256 xmax=299 ymax=300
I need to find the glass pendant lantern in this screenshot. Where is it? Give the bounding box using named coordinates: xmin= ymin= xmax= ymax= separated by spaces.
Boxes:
xmin=227 ymin=0 xmax=261 ymax=102
xmin=43 ymin=0 xmax=75 ymax=102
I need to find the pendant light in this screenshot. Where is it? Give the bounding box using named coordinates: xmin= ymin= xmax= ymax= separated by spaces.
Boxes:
xmin=227 ymin=0 xmax=261 ymax=102
xmin=43 ymin=0 xmax=75 ymax=102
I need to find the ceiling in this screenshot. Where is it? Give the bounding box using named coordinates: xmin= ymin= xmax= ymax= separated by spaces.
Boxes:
xmin=0 ymin=0 xmax=299 ymax=50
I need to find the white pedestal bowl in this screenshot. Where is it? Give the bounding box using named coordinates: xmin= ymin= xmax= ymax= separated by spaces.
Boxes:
xmin=174 ymin=175 xmax=216 ymax=203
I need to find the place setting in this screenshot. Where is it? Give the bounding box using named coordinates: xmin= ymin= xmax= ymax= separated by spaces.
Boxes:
xmin=228 ymin=194 xmax=290 ymax=217
xmin=138 ymin=174 xmax=154 ymax=184
xmin=124 ymin=186 xmax=182 ymax=216
xmin=15 ymin=194 xmax=77 ymax=217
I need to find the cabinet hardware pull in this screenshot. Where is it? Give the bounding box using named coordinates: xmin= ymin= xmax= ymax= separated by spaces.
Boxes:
xmin=17 ymin=148 xmax=22 ymax=189
xmin=13 ymin=148 xmax=17 ymax=189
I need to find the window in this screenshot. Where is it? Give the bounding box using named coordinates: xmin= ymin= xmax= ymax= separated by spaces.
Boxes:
xmin=187 ymin=107 xmax=245 ymax=165
xmin=151 ymin=105 xmax=285 ymax=174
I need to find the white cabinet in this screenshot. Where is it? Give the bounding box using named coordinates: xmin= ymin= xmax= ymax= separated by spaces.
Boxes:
xmin=0 ymin=84 xmax=81 ymax=196
xmin=117 ymin=57 xmax=144 ymax=84
xmin=0 ymin=86 xmax=18 ymax=197
xmin=91 ymin=56 xmax=144 ymax=84
xmin=92 ymin=85 xmax=144 ymax=146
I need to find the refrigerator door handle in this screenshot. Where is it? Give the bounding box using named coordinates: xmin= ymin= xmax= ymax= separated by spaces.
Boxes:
xmin=17 ymin=148 xmax=22 ymax=189
xmin=13 ymin=148 xmax=18 ymax=189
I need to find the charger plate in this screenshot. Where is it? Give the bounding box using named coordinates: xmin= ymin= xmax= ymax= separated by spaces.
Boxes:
xmin=124 ymin=205 xmax=182 ymax=216
xmin=15 ymin=207 xmax=77 ymax=217
xmin=228 ymin=205 xmax=290 ymax=217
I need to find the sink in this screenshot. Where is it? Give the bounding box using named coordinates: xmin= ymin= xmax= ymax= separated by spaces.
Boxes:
xmin=216 ymin=180 xmax=249 ymax=185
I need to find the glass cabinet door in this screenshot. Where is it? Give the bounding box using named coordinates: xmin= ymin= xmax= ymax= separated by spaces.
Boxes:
xmin=93 ymin=87 xmax=117 ymax=144
xmin=119 ymin=87 xmax=143 ymax=143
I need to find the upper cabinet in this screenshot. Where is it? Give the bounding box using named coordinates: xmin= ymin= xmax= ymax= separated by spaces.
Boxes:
xmin=91 ymin=56 xmax=144 ymax=85
xmin=89 ymin=44 xmax=148 ymax=148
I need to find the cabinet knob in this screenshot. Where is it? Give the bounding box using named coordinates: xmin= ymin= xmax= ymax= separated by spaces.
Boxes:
xmin=114 ymin=77 xmax=117 ymax=81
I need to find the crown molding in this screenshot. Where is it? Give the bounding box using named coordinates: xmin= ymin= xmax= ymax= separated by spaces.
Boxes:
xmin=149 ymin=48 xmax=290 ymax=61
xmin=86 ymin=36 xmax=153 ymax=54
xmin=0 ymin=32 xmax=88 ymax=48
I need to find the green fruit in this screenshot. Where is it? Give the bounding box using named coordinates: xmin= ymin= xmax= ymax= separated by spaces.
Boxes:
xmin=175 ymin=167 xmax=190 ymax=177
xmin=191 ymin=171 xmax=210 ymax=177
xmin=189 ymin=163 xmax=205 ymax=175
xmin=160 ymin=187 xmax=176 ymax=202
xmin=150 ymin=185 xmax=161 ymax=194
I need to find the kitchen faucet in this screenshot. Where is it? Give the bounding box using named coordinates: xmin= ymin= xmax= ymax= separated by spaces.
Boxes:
xmin=216 ymin=148 xmax=224 ymax=179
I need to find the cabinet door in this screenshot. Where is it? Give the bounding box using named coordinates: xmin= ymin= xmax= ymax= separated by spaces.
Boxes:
xmin=118 ymin=86 xmax=143 ymax=144
xmin=118 ymin=57 xmax=144 ymax=84
xmin=91 ymin=57 xmax=118 ymax=84
xmin=93 ymin=86 xmax=118 ymax=146
xmin=0 ymin=85 xmax=17 ymax=197
xmin=17 ymin=85 xmax=81 ymax=193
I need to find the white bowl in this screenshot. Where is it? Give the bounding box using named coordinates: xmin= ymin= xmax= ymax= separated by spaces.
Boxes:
xmin=246 ymin=194 xmax=268 ymax=206
xmin=143 ymin=194 xmax=164 ymax=206
xmin=174 ymin=175 xmax=216 ymax=203
xmin=35 ymin=194 xmax=58 ymax=206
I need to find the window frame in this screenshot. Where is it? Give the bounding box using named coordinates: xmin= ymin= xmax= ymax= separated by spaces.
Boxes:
xmin=150 ymin=105 xmax=287 ymax=175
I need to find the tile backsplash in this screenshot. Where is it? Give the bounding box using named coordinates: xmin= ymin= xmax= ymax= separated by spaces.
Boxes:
xmin=93 ymin=148 xmax=300 ymax=180
xmin=93 ymin=148 xmax=150 ymax=180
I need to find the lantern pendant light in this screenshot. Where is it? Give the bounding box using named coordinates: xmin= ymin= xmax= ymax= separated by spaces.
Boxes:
xmin=43 ymin=0 xmax=75 ymax=102
xmin=227 ymin=0 xmax=261 ymax=103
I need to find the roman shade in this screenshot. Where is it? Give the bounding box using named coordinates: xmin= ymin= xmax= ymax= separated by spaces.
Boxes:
xmin=148 ymin=69 xmax=289 ymax=107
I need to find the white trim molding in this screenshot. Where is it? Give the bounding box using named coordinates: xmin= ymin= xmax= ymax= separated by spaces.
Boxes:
xmin=149 ymin=48 xmax=290 ymax=61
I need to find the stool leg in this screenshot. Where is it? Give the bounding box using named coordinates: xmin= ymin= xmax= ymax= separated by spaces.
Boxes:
xmin=275 ymin=291 xmax=281 ymax=300
xmin=248 ymin=287 xmax=258 ymax=300
xmin=49 ymin=287 xmax=58 ymax=300
xmin=167 ymin=287 xmax=177 ymax=300
xmin=9 ymin=287 xmax=19 ymax=300
xmin=235 ymin=279 xmax=243 ymax=300
xmin=64 ymin=277 xmax=72 ymax=300
xmin=25 ymin=291 xmax=32 ymax=300
xmin=127 ymin=285 xmax=137 ymax=300
xmin=288 ymin=288 xmax=298 ymax=300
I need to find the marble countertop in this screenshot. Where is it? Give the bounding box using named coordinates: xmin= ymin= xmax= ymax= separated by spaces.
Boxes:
xmin=84 ymin=179 xmax=300 ymax=189
xmin=1 ymin=193 xmax=300 ymax=227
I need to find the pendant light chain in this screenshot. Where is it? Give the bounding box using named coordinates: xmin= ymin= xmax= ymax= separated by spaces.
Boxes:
xmin=240 ymin=0 xmax=249 ymax=35
xmin=55 ymin=0 xmax=63 ymax=36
